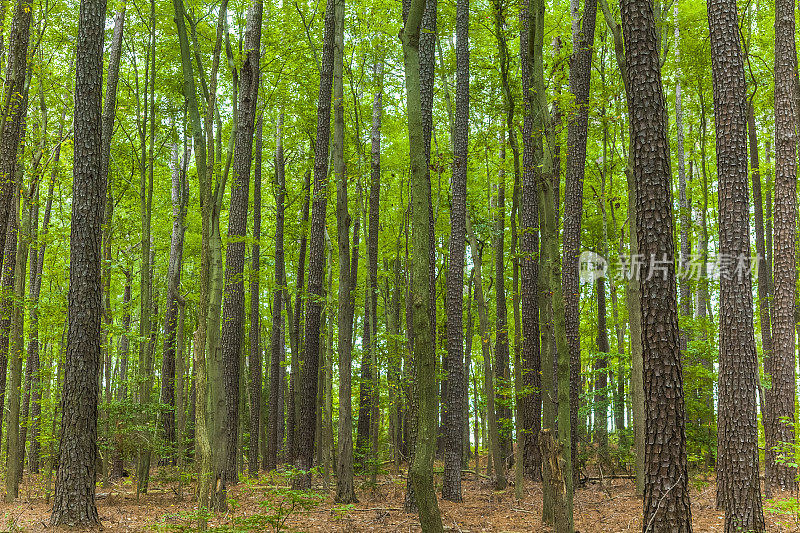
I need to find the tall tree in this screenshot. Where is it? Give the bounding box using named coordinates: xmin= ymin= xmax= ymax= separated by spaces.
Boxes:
xmin=707 ymin=0 xmax=764 ymax=527
xmin=296 ymin=0 xmax=335 ymax=489
xmin=621 ymin=0 xmax=692 ymax=528
xmin=266 ymin=115 xmax=285 ymax=473
xmin=332 ymin=0 xmax=356 ymax=502
xmin=160 ymin=139 xmax=189 ymax=463
xmin=519 ymin=0 xmax=542 ymax=481
xmin=50 ymin=0 xmax=106 ymax=521
xmin=563 ymin=0 xmax=597 ymax=477
xmin=442 ymin=0 xmax=468 ymax=501
xmin=766 ymin=0 xmax=798 ymax=493
xmin=248 ymin=114 xmax=263 ymax=478
xmin=401 ymin=0 xmax=444 ymax=527
xmin=220 ymin=0 xmax=262 ymax=484
xmin=0 ymin=0 xmax=32 ymax=276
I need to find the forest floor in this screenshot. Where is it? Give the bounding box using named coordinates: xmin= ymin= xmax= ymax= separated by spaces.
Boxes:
xmin=0 ymin=460 xmax=797 ymax=532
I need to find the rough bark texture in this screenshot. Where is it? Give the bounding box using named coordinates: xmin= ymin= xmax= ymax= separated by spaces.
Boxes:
xmin=519 ymin=0 xmax=542 ymax=481
xmin=442 ymin=0 xmax=468 ymax=502
xmin=621 ymin=0 xmax=693 ymax=528
xmin=220 ymin=0 xmax=262 ymax=484
xmin=766 ymin=0 xmax=798 ymax=493
xmin=295 ymin=0 xmax=335 ymax=489
xmin=707 ymin=0 xmax=764 ymax=527
xmin=50 ymin=0 xmax=106 ymax=521
xmin=563 ymin=0 xmax=597 ymax=480
xmin=248 ymin=115 xmax=263 ymax=478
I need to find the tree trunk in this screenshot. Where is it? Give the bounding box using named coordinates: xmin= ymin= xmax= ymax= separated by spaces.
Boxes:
xmin=0 ymin=0 xmax=32 ymax=277
xmin=563 ymin=0 xmax=597 ymax=481
xmin=766 ymin=0 xmax=798 ymax=493
xmin=295 ymin=0 xmax=335 ymax=490
xmin=401 ymin=0 xmax=444 ymax=527
xmin=442 ymin=0 xmax=468 ymax=501
xmin=708 ymin=0 xmax=765 ymax=526
xmin=219 ymin=0 xmax=261 ymax=484
xmin=50 ymin=0 xmax=105 ymax=521
xmin=6 ymin=182 xmax=27 ymax=502
xmin=467 ymin=214 xmax=507 ymax=491
xmin=248 ymin=114 xmax=263 ymax=478
xmin=266 ymin=115 xmax=286 ymax=473
xmin=519 ymin=0 xmax=542 ymax=481
xmin=621 ymin=0 xmax=692 ymax=526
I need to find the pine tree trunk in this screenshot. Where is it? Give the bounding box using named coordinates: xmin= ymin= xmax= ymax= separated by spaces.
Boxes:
xmin=621 ymin=0 xmax=692 ymax=526
xmin=563 ymin=0 xmax=597 ymax=481
xmin=708 ymin=0 xmax=765 ymax=526
xmin=50 ymin=0 xmax=104 ymax=521
xmin=766 ymin=0 xmax=798 ymax=493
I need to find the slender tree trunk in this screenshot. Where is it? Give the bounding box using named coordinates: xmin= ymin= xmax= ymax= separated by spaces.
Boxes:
xmin=295 ymin=0 xmax=335 ymax=490
xmin=467 ymin=215 xmax=507 ymax=491
xmin=563 ymin=0 xmax=597 ymax=481
xmin=401 ymin=0 xmax=443 ymax=527
xmin=160 ymin=139 xmax=189 ymax=465
xmin=248 ymin=114 xmax=263 ymax=478
xmin=442 ymin=0 xmax=468 ymax=501
xmin=519 ymin=0 xmax=542 ymax=481
xmin=0 ymin=0 xmax=32 ymax=276
xmin=220 ymin=0 xmax=261 ymax=484
xmin=6 ymin=182 xmax=27 ymax=501
xmin=50 ymin=0 xmax=105 ymax=521
xmin=266 ymin=115 xmax=286 ymax=473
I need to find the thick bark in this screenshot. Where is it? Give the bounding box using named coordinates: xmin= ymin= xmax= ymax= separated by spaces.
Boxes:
xmin=295 ymin=0 xmax=335 ymax=490
xmin=621 ymin=0 xmax=693 ymax=527
xmin=50 ymin=0 xmax=105 ymax=521
xmin=708 ymin=0 xmax=764 ymax=527
xmin=0 ymin=208 xmax=16 ymax=461
xmin=766 ymin=0 xmax=798 ymax=493
xmin=442 ymin=0 xmax=468 ymax=502
xmin=248 ymin=115 xmax=263 ymax=478
xmin=519 ymin=0 xmax=542 ymax=481
xmin=219 ymin=0 xmax=261 ymax=484
xmin=563 ymin=0 xmax=597 ymax=480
